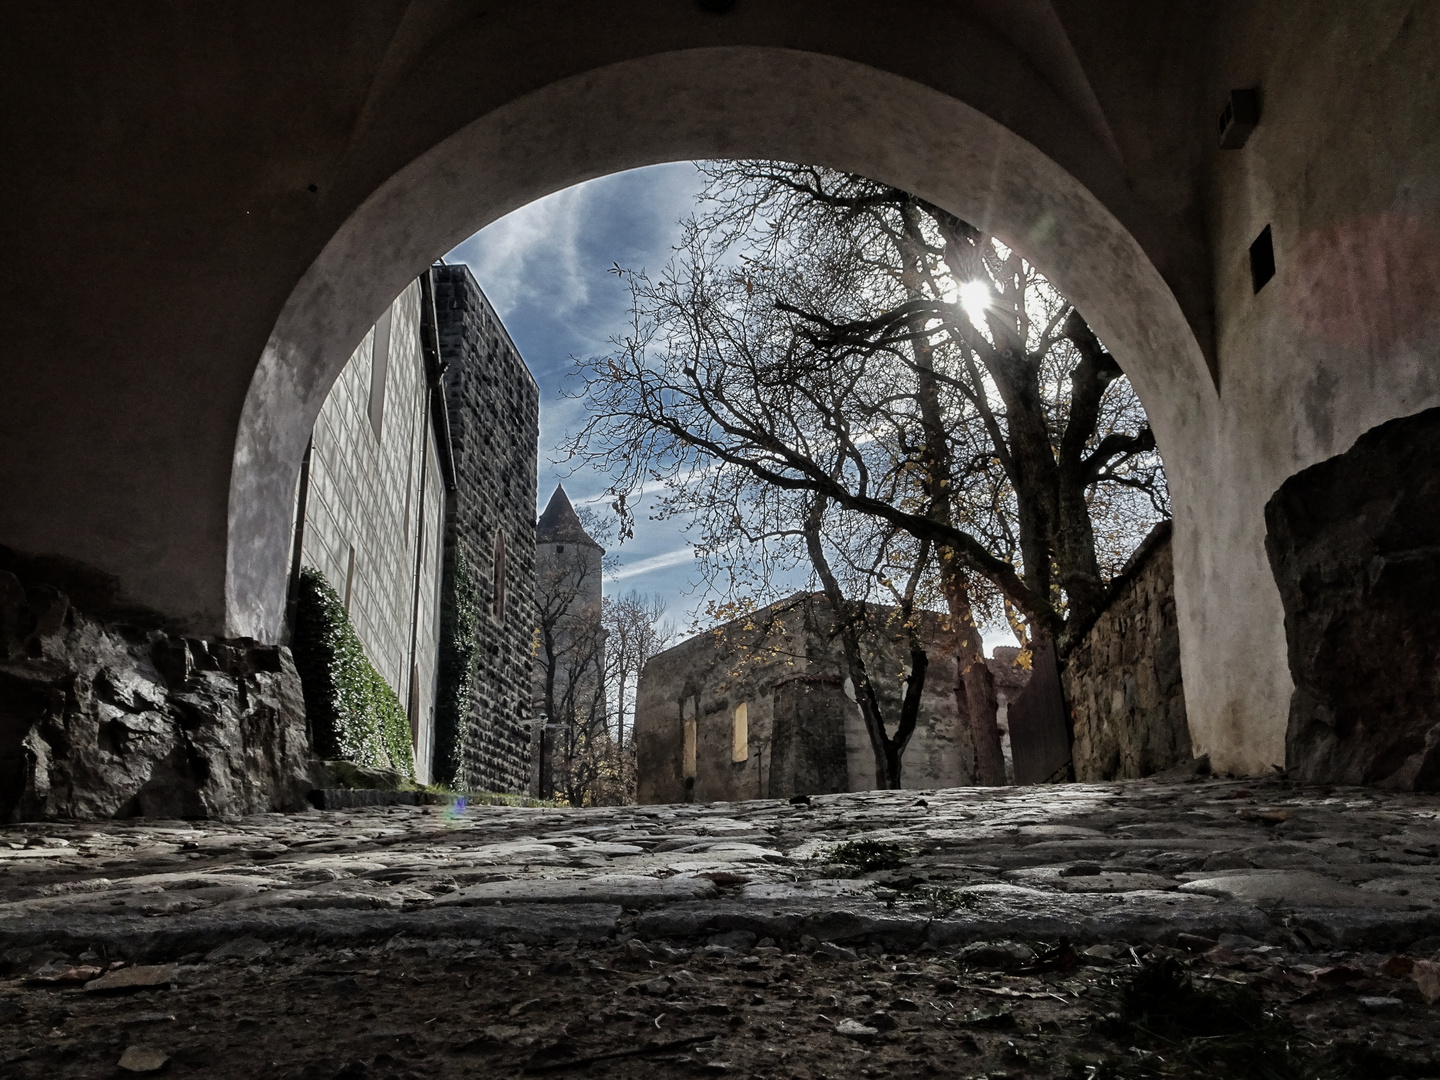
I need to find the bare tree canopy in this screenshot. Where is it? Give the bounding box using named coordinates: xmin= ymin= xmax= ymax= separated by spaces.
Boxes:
xmin=566 ymin=161 xmax=1167 ymax=786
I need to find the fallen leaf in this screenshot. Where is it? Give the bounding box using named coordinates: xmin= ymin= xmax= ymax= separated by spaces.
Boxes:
xmin=1413 ymin=959 xmax=1440 ymax=1005
xmin=85 ymin=965 xmax=177 ymax=993
xmin=118 ymin=1046 xmax=168 ymax=1072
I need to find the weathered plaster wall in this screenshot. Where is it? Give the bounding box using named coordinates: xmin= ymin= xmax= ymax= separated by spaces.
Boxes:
xmin=635 ymin=595 xmax=963 ymax=804
xmin=432 ymin=266 xmax=539 ymax=794
xmin=1064 ymin=525 xmax=1191 ymax=782
xmin=1172 ymin=0 xmax=1440 ymax=775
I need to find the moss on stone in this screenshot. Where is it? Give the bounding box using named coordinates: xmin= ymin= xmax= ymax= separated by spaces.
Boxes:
xmin=433 ymin=549 xmax=479 ymax=788
xmin=292 ymin=567 xmax=415 ymax=778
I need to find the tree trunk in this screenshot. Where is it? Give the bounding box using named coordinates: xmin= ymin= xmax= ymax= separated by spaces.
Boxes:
xmin=939 ymin=559 xmax=1007 ymax=785
xmin=894 ymin=219 xmax=1008 ymax=788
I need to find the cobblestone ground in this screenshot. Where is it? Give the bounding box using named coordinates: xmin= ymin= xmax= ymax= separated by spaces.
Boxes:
xmin=3 ymin=775 xmax=1439 ymax=1078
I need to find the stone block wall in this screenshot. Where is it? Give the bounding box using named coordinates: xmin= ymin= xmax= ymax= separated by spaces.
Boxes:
xmin=635 ymin=593 xmax=965 ymax=803
xmin=432 ymin=265 xmax=539 ymax=794
xmin=1063 ymin=522 xmax=1191 ymax=781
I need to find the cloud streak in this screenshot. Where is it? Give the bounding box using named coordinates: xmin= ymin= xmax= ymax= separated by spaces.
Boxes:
xmin=609 ymin=546 xmax=697 ymax=582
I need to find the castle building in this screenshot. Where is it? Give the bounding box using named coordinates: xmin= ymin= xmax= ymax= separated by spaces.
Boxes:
xmin=635 ymin=593 xmax=1003 ymax=803
xmin=531 ymin=485 xmax=605 ymax=798
xmin=291 ymin=264 xmax=538 ymax=791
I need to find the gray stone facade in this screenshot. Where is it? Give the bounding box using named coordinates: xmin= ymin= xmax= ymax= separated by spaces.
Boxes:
xmin=1063 ymin=523 xmax=1192 ymax=781
xmin=296 ymin=280 xmax=446 ymax=781
xmin=432 ymin=265 xmax=540 ymax=794
xmin=635 ymin=593 xmax=965 ymax=803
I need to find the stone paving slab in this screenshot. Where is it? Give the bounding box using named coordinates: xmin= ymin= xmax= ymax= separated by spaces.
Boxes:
xmin=4 ymin=776 xmax=1440 ymax=1079
xmin=2 ymin=775 xmax=1438 ymax=961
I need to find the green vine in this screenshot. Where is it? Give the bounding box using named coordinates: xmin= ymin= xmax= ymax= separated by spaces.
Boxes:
xmin=291 ymin=567 xmax=416 ymax=777
xmin=433 ymin=548 xmax=479 ymax=788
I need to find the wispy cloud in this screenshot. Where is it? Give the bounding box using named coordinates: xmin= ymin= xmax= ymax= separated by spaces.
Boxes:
xmin=609 ymin=546 xmax=696 ymax=581
xmin=454 ymin=185 xmax=594 ymax=322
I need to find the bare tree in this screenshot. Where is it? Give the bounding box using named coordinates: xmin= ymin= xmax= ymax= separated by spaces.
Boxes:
xmin=603 ymin=589 xmax=675 ymax=745
xmin=592 ymin=589 xmax=676 ymax=802
xmin=567 ymin=163 xmax=1166 ymax=785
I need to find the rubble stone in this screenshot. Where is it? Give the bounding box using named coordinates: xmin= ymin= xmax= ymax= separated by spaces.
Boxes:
xmin=0 ymin=575 xmax=313 ymax=822
xmin=1266 ymin=407 xmax=1440 ymax=788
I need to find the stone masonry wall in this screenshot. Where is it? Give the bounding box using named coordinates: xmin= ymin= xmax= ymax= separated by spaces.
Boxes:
xmin=1063 ymin=523 xmax=1191 ymax=781
xmin=636 ymin=594 xmax=965 ymax=803
xmin=1265 ymin=407 xmax=1440 ymax=790
xmin=433 ymin=265 xmax=539 ymax=793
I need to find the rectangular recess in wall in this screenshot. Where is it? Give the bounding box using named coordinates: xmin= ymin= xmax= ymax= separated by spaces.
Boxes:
xmin=683 ymin=713 xmax=697 ymax=779
xmin=732 ymin=702 xmax=748 ymax=762
xmin=368 ymin=305 xmax=393 ymax=440
xmin=1250 ymin=225 xmax=1275 ymax=294
xmin=343 ymin=544 xmax=356 ymax=615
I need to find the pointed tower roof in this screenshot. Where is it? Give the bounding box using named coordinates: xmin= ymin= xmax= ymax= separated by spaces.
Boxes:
xmin=536 ymin=484 xmax=602 ymax=548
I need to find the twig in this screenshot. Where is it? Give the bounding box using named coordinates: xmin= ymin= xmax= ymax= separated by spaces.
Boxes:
xmin=523 ymin=1034 xmax=717 ymax=1074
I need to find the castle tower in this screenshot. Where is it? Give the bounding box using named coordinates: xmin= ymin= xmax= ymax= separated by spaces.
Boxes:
xmin=531 ymin=484 xmax=606 ymax=797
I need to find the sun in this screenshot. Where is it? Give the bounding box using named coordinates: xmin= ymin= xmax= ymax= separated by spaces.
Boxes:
xmin=958 ymin=280 xmax=990 ymax=327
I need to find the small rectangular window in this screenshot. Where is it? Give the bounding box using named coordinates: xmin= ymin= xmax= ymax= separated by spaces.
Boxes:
xmin=367 ymin=305 xmax=393 ymax=439
xmin=683 ymin=716 xmax=697 ymax=779
xmin=343 ymin=544 xmax=356 ymax=615
xmin=493 ymin=530 xmax=507 ymax=621
xmin=1249 ymin=225 xmax=1275 ymax=294
xmin=732 ymin=702 xmax=748 ymax=762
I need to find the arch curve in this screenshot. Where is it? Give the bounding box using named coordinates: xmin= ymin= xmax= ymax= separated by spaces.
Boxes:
xmin=227 ymin=46 xmax=1214 ymax=640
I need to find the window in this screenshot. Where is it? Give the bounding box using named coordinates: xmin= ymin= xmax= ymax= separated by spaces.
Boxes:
xmin=492 ymin=530 xmax=507 ymax=621
xmin=1249 ymin=225 xmax=1275 ymax=294
xmin=732 ymin=702 xmax=748 ymax=762
xmin=343 ymin=544 xmax=356 ymax=615
xmin=556 ymin=545 xmax=564 ymax=554
xmin=367 ymin=305 xmax=393 ymax=439
xmin=682 ymin=699 xmax=697 ymax=780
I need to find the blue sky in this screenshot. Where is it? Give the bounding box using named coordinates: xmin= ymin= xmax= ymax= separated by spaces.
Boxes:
xmin=447 ymin=163 xmax=1016 ymax=650
xmin=448 ymin=163 xmax=718 ymax=630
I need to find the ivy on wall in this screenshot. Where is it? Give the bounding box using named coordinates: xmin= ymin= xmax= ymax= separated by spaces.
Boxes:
xmin=291 ymin=567 xmax=416 ymax=777
xmin=433 ymin=549 xmax=479 ymax=788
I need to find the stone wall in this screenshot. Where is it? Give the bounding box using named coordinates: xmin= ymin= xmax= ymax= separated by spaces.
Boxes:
xmin=432 ymin=265 xmax=539 ymax=794
xmin=1266 ymin=407 xmax=1440 ymax=790
xmin=1063 ymin=523 xmax=1192 ymax=781
xmin=635 ymin=593 xmax=965 ymax=804
xmin=0 ymin=568 xmax=312 ymax=821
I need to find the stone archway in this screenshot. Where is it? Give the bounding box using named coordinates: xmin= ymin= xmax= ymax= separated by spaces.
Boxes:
xmin=226 ymin=47 xmax=1222 ymax=761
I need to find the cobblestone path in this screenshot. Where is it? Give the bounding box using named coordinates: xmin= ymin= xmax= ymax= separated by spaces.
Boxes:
xmin=2 ymin=776 xmax=1439 ymax=1077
